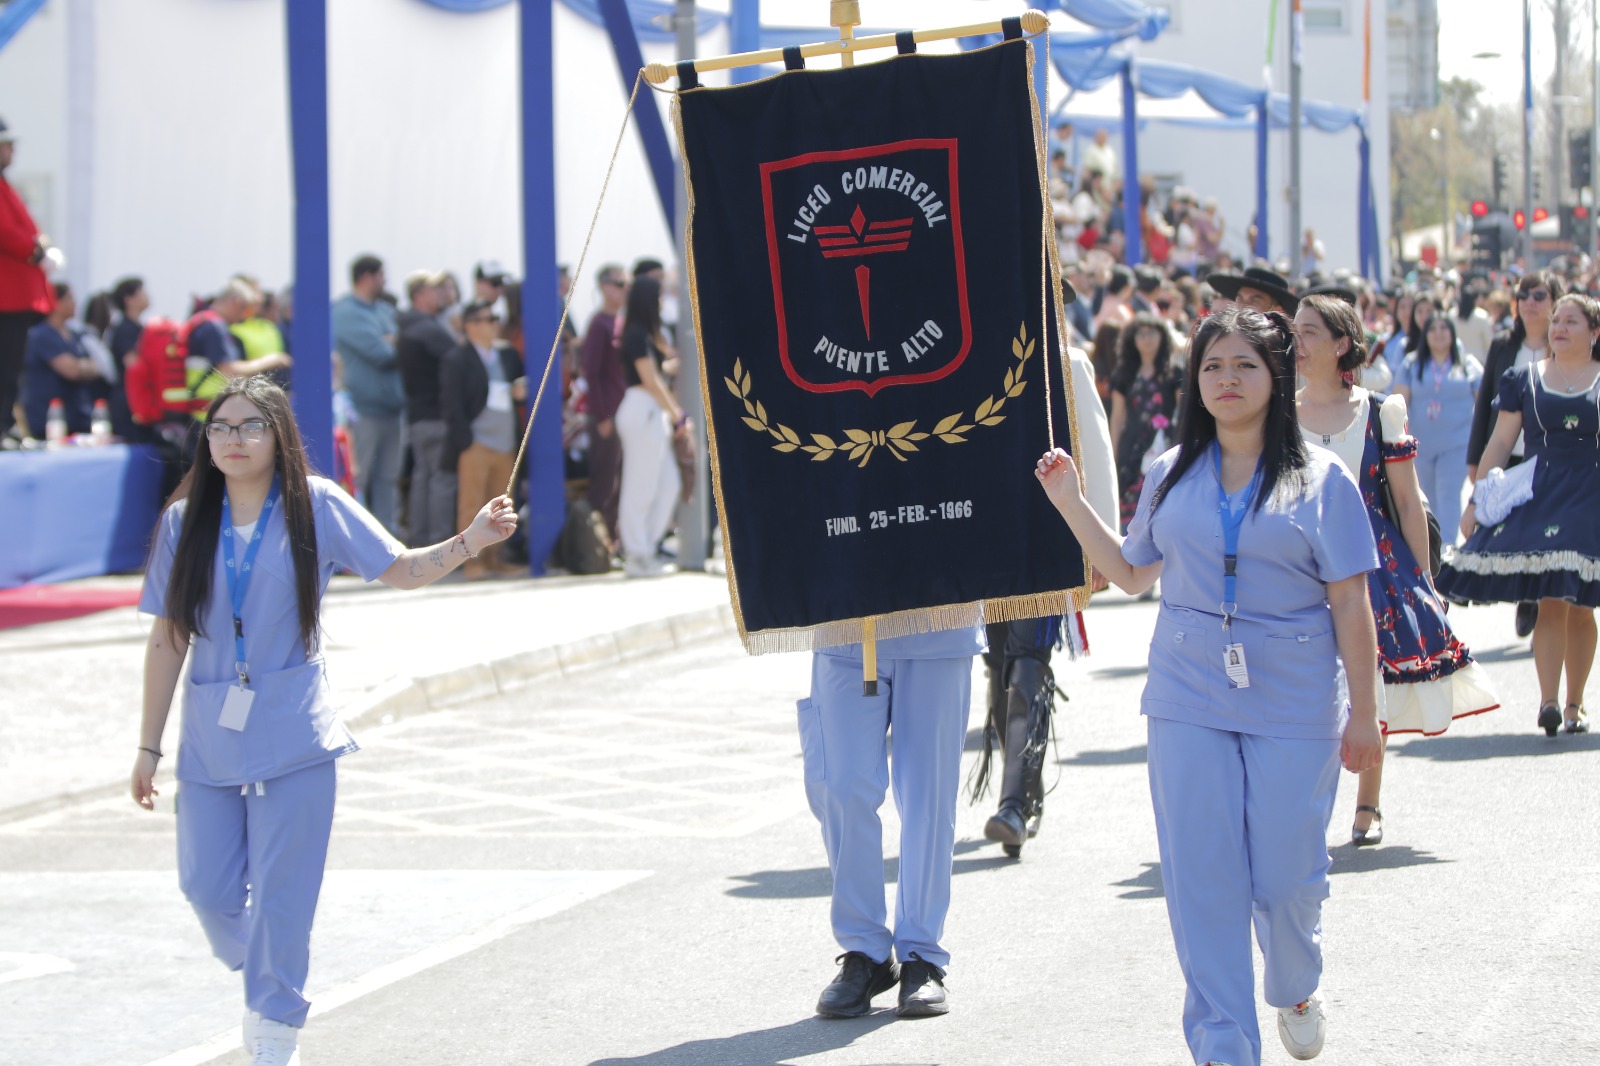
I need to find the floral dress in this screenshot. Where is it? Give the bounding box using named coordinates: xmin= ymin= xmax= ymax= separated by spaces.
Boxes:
xmin=1302 ymin=389 xmax=1499 ymax=735
xmin=1114 ymin=368 xmax=1182 ymax=529
xmin=1437 ymin=362 xmax=1600 ymax=606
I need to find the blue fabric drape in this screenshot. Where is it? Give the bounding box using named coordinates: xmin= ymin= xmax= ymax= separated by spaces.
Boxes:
xmin=1056 ymin=0 xmax=1169 ymax=40
xmin=414 ymin=0 xmax=514 ymax=11
xmin=0 ymin=0 xmax=48 ymax=53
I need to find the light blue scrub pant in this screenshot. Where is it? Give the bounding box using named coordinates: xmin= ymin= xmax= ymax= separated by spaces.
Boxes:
xmin=1146 ymin=716 xmax=1341 ymax=1066
xmin=1413 ymin=442 xmax=1468 ymax=546
xmin=798 ymin=653 xmax=971 ymax=970
xmin=177 ymin=759 xmax=337 ymax=1028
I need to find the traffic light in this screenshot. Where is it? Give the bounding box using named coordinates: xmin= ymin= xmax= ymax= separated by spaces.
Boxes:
xmin=1493 ymin=155 xmax=1509 ymax=207
xmin=1534 ymin=206 xmax=1550 ymax=223
xmin=1471 ymin=199 xmax=1489 ymax=217
xmin=1472 ymin=215 xmax=1504 ymax=267
xmin=1513 ymin=209 xmax=1527 ymax=230
xmin=1573 ymin=129 xmax=1594 ymax=190
xmin=1533 ymin=169 xmax=1544 ymax=200
xmin=1561 ymin=204 xmax=1593 ymax=243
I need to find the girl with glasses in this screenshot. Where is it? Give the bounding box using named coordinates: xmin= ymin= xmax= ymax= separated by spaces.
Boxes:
xmin=1038 ymin=307 xmax=1382 ymax=1066
xmin=129 ymin=376 xmax=516 ymax=1065
xmin=1441 ymin=293 xmax=1600 ymax=737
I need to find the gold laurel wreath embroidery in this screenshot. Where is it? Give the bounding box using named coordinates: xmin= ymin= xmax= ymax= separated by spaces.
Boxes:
xmin=723 ymin=323 xmax=1036 ymax=468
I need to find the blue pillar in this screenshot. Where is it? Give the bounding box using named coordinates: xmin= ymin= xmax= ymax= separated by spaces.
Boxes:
xmin=519 ymin=0 xmax=563 ymax=575
xmin=1254 ymin=102 xmax=1270 ymax=262
xmin=729 ymin=0 xmax=761 ymax=84
xmin=1357 ymin=126 xmax=1374 ymax=280
xmin=1120 ymin=62 xmax=1143 ymax=265
xmin=286 ymin=0 xmax=333 ymax=476
xmin=597 ymin=0 xmax=677 ymax=232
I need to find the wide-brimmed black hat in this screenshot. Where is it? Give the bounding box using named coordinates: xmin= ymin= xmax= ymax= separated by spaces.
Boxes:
xmin=1300 ymin=283 xmax=1358 ymax=307
xmin=1207 ymin=266 xmax=1299 ymax=314
xmin=1057 ymin=275 xmax=1078 ymax=305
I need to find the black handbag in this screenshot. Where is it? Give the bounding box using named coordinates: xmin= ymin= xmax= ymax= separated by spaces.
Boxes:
xmin=1367 ymin=396 xmax=1443 ymax=577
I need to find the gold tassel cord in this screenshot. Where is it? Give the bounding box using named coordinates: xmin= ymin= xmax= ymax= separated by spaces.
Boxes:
xmin=505 ymin=69 xmax=647 ymax=497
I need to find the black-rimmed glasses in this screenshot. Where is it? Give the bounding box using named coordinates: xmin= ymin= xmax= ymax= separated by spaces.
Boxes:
xmin=206 ymin=419 xmax=271 ymax=445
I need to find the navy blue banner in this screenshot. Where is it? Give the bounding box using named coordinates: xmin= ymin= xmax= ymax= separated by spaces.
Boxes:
xmin=677 ymin=40 xmax=1088 ymax=650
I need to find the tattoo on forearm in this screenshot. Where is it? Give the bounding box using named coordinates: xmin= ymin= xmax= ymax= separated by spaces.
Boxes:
xmin=408 ymin=558 xmax=424 ymax=578
xmin=429 ymin=546 xmax=446 ymax=569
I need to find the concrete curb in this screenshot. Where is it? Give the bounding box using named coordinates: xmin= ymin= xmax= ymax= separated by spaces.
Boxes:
xmin=0 ymin=603 xmax=737 ymax=826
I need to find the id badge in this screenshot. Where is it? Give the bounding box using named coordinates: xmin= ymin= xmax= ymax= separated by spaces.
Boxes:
xmin=1222 ymin=644 xmax=1251 ymax=689
xmin=219 ymin=684 xmax=255 ymax=731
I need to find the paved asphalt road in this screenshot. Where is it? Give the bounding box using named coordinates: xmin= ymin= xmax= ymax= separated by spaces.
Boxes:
xmin=2 ymin=594 xmax=1596 ymax=1065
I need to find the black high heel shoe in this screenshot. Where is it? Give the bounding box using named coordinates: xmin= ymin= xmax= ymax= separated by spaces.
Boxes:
xmin=1351 ymin=805 xmax=1383 ymax=847
xmin=1539 ymin=701 xmax=1562 ymax=737
xmin=1565 ymin=705 xmax=1589 ymax=734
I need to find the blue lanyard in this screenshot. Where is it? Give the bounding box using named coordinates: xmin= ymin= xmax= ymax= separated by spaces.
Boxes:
xmin=1212 ymin=446 xmax=1260 ymax=629
xmin=220 ymin=479 xmax=280 ymax=686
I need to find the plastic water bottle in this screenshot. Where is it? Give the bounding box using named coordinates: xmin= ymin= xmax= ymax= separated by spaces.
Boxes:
xmin=91 ymin=400 xmax=112 ymax=445
xmin=44 ymin=399 xmax=66 ymax=446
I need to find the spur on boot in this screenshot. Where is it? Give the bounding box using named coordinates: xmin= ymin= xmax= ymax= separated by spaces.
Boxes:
xmin=1538 ymin=700 xmax=1562 ymax=737
xmin=1351 ymin=805 xmax=1382 ymax=847
xmin=1565 ymin=704 xmax=1589 ymax=734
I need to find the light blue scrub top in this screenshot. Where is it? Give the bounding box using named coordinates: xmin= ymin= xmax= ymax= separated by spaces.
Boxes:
xmin=1122 ymin=445 xmax=1378 ymax=740
xmin=141 ymin=476 xmax=404 ymax=785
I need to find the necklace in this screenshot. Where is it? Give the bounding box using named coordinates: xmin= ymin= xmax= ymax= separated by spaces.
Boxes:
xmin=1546 ymin=359 xmax=1599 ymax=395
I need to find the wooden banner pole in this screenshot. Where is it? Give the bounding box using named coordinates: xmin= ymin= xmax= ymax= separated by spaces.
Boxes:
xmin=643 ymin=7 xmax=1049 ymax=84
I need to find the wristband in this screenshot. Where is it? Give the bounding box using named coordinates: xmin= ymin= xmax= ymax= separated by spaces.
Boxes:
xmin=674 ymin=414 xmax=689 ymax=429
xmin=138 ymin=746 xmax=163 ymax=760
xmin=455 ymin=532 xmax=477 ymax=559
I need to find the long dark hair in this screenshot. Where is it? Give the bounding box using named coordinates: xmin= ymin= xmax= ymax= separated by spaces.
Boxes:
xmin=158 ymin=377 xmax=321 ymax=653
xmin=1110 ymin=312 xmax=1174 ymax=393
xmin=1151 ymin=306 xmax=1308 ymax=515
xmin=1413 ymin=313 xmax=1460 ymax=382
xmin=1506 ymin=269 xmax=1565 ymax=351
xmin=1404 ymin=292 xmax=1444 ymax=355
xmin=623 ymin=274 xmax=664 ymax=348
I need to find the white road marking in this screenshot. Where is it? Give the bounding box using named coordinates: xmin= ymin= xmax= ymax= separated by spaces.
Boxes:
xmin=0 ymin=951 xmax=73 ymax=985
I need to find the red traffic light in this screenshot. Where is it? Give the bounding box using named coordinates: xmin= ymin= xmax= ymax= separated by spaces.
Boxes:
xmin=1471 ymin=200 xmax=1489 ymax=217
xmin=1578 ymin=205 xmax=1591 ymax=220
xmin=1513 ymin=210 xmax=1527 ymax=229
xmin=1533 ymin=207 xmax=1550 ymax=223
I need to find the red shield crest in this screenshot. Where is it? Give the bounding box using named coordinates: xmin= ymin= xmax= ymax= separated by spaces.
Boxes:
xmin=759 ymin=139 xmax=971 ymax=398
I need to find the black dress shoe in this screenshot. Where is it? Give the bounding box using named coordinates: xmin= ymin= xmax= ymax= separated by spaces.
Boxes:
xmin=816 ymin=951 xmax=898 ymax=1018
xmin=1515 ymin=601 xmax=1539 ymax=638
xmin=1539 ymin=701 xmax=1562 ymax=738
xmin=1351 ymin=805 xmax=1383 ymax=847
xmin=897 ymin=953 xmax=949 ymax=1017
xmin=984 ymin=805 xmax=1027 ymax=855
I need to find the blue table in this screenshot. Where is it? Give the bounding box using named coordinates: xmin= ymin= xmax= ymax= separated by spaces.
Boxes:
xmin=0 ymin=444 xmax=166 ymax=589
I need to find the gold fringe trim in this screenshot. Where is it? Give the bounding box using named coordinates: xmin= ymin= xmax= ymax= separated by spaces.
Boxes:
xmin=738 ymin=588 xmax=1090 ymax=656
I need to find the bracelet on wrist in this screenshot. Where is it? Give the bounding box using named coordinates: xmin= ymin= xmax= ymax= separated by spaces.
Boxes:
xmin=138 ymin=746 xmax=163 ymax=761
xmin=455 ymin=532 xmax=477 ymax=559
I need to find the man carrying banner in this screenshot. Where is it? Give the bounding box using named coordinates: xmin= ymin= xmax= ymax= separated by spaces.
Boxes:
xmin=801 ymin=623 xmax=982 ymax=1019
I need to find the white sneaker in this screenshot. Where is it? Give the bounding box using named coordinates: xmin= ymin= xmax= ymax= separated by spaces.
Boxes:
xmin=242 ymin=1010 xmax=260 ymax=1053
xmin=251 ymin=1017 xmax=300 ymax=1065
xmin=1277 ymin=993 xmax=1327 ymax=1060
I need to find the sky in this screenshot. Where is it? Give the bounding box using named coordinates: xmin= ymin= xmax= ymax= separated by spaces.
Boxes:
xmin=1437 ymin=0 xmax=1565 ymax=108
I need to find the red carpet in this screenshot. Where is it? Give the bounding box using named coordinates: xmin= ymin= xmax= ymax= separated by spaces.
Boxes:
xmin=0 ymin=585 xmax=143 ymax=630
